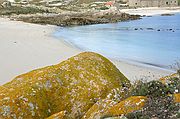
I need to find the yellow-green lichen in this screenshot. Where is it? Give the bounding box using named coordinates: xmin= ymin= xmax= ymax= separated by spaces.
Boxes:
xmin=173 ymin=93 xmax=180 ymax=103
xmin=0 ymin=52 xmax=131 ymax=119
xmin=46 ymin=111 xmax=66 ymax=119
xmin=106 ymin=96 xmax=147 ymax=116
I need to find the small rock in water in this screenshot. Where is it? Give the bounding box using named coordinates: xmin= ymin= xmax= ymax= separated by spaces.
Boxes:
xmin=147 ymin=28 xmax=154 ymax=30
xmin=161 ymin=13 xmax=174 ymax=16
xmin=134 ymin=28 xmax=138 ymax=30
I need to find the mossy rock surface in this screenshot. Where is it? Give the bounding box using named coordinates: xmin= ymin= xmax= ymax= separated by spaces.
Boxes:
xmin=0 ymin=52 xmax=130 ymax=119
xmin=81 ymin=96 xmax=146 ymax=119
xmin=174 ymin=93 xmax=180 ymax=103
xmin=81 ymin=99 xmax=115 ymax=119
xmin=46 ymin=111 xmax=66 ymax=119
xmin=106 ymin=96 xmax=147 ymax=116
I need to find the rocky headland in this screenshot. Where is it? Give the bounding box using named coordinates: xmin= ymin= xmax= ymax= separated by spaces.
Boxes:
xmin=0 ymin=0 xmax=140 ymax=26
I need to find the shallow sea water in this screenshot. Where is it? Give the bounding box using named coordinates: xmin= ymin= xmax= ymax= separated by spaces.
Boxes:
xmin=54 ymin=13 xmax=180 ymax=69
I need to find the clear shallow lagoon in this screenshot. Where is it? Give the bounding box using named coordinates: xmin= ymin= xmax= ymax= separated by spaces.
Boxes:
xmin=54 ymin=14 xmax=180 ymax=69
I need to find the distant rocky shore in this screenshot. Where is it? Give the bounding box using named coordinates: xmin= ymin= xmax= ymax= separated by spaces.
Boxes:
xmin=14 ymin=12 xmax=140 ymax=26
xmin=0 ymin=5 xmax=140 ymax=27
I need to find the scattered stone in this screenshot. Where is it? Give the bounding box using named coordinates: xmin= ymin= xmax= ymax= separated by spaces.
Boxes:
xmin=147 ymin=28 xmax=154 ymax=30
xmin=161 ymin=13 xmax=174 ymax=16
xmin=1 ymin=1 xmax=11 ymax=8
xmin=134 ymin=28 xmax=138 ymax=30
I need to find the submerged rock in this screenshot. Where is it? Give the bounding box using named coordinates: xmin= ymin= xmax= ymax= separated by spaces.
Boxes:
xmin=0 ymin=52 xmax=131 ymax=119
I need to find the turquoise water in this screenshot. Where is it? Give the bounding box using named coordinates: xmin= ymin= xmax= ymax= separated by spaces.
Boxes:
xmin=54 ymin=14 xmax=180 ymax=69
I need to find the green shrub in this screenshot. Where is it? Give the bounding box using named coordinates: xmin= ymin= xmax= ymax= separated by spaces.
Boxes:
xmin=131 ymin=80 xmax=169 ymax=97
xmin=0 ymin=6 xmax=48 ymax=15
xmin=100 ymin=6 xmax=109 ymax=10
xmin=167 ymin=77 xmax=180 ymax=94
xmin=126 ymin=111 xmax=150 ymax=119
xmin=177 ymin=112 xmax=180 ymax=118
xmin=126 ymin=96 xmax=180 ymax=119
xmin=128 ymin=77 xmax=180 ymax=119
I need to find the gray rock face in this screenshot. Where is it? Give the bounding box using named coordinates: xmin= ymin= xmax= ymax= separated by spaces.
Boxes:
xmin=1 ymin=1 xmax=11 ymax=8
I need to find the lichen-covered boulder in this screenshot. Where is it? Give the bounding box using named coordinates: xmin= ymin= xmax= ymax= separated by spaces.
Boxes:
xmin=0 ymin=52 xmax=131 ymax=119
xmin=106 ymin=96 xmax=147 ymax=116
xmin=81 ymin=99 xmax=115 ymax=119
xmin=81 ymin=96 xmax=147 ymax=119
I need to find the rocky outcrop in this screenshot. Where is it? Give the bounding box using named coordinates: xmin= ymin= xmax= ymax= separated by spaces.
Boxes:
xmin=0 ymin=52 xmax=131 ymax=119
xmin=1 ymin=52 xmax=178 ymax=119
xmin=81 ymin=96 xmax=147 ymax=119
xmin=1 ymin=1 xmax=11 ymax=8
xmin=106 ymin=96 xmax=147 ymax=116
xmin=13 ymin=11 xmax=140 ymax=27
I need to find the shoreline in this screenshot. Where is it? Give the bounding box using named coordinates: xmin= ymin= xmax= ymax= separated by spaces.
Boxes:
xmin=55 ymin=36 xmax=174 ymax=81
xmin=0 ymin=17 xmax=173 ymax=85
xmin=54 ymin=28 xmax=174 ymax=72
xmin=120 ymin=7 xmax=180 ymax=16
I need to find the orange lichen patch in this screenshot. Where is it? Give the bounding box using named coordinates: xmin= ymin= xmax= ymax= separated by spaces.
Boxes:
xmin=160 ymin=73 xmax=178 ymax=84
xmin=106 ymin=96 xmax=147 ymax=116
xmin=0 ymin=52 xmax=131 ymax=119
xmin=0 ymin=86 xmax=8 ymax=91
xmin=82 ymin=87 xmax=131 ymax=119
xmin=46 ymin=111 xmax=66 ymax=119
xmin=81 ymin=99 xmax=116 ymax=119
xmin=173 ymin=93 xmax=180 ymax=103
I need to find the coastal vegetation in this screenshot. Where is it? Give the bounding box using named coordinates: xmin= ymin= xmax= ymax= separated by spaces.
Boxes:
xmin=126 ymin=79 xmax=180 ymax=119
xmin=0 ymin=0 xmax=140 ymax=26
xmin=0 ymin=6 xmax=48 ymax=15
xmin=0 ymin=52 xmax=179 ymax=119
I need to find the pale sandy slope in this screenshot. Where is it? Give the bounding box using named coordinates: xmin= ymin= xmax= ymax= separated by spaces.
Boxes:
xmin=120 ymin=7 xmax=180 ymax=16
xmin=0 ymin=18 xmax=80 ymax=84
xmin=0 ymin=18 xmax=172 ymax=85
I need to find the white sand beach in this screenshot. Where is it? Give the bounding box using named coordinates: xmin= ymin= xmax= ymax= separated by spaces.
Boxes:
xmin=120 ymin=7 xmax=180 ymax=16
xmin=0 ymin=18 xmax=173 ymax=85
xmin=0 ymin=18 xmax=80 ymax=85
